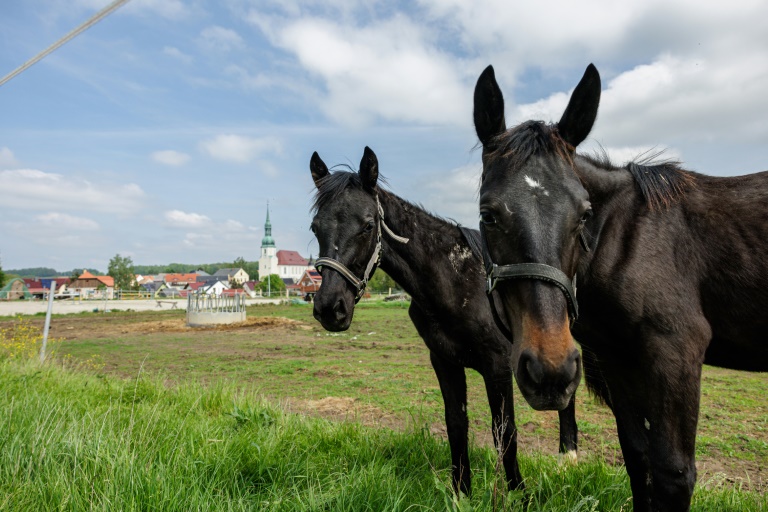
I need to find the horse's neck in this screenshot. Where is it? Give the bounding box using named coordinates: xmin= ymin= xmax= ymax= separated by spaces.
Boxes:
xmin=376 ymin=190 xmax=464 ymax=300
xmin=574 ymin=155 xmax=634 ymax=208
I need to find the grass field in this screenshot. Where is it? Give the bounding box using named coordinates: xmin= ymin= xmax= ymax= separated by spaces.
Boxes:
xmin=0 ymin=301 xmax=766 ymax=510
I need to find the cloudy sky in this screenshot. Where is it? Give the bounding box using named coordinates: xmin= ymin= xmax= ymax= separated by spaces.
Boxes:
xmin=1 ymin=0 xmax=767 ymax=272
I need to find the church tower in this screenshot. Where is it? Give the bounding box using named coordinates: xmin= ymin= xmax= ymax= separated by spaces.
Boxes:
xmin=258 ymin=204 xmax=278 ymax=281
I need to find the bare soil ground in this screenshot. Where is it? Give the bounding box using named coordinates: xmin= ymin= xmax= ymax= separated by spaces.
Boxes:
xmin=4 ymin=308 xmax=766 ymax=492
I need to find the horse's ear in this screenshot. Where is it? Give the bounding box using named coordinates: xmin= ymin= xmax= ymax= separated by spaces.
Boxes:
xmin=359 ymin=146 xmax=378 ymax=191
xmin=310 ymin=151 xmax=329 ymax=188
xmin=474 ymin=65 xmax=506 ymax=146
xmin=557 ymin=63 xmax=601 ymax=148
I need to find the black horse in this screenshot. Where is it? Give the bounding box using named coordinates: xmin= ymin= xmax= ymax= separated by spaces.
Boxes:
xmin=473 ymin=63 xmax=768 ymax=511
xmin=308 ymin=147 xmax=578 ymax=495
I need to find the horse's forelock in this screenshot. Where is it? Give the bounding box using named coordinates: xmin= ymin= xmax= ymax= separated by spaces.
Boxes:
xmin=485 ymin=120 xmax=574 ymax=172
xmin=311 ymin=170 xmax=361 ymax=214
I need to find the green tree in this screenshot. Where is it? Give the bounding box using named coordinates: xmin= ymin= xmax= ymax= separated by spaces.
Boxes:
xmin=259 ymin=274 xmax=286 ymax=296
xmin=108 ymin=254 xmax=137 ymax=291
xmin=0 ymin=258 xmax=5 ymax=288
xmin=368 ymin=269 xmax=398 ymax=293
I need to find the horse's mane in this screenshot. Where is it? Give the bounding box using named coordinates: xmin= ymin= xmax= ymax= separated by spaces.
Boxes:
xmin=585 ymin=149 xmax=697 ymax=210
xmin=311 ymin=167 xmax=474 ymax=242
xmin=488 ymin=120 xmax=695 ymax=210
xmin=625 ymin=157 xmax=696 ymax=210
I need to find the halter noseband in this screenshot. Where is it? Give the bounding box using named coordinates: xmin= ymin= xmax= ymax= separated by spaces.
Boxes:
xmin=479 ymin=223 xmax=585 ymax=326
xmin=314 ymin=195 xmax=409 ymax=303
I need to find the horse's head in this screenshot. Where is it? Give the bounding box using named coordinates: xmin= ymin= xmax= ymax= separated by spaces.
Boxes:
xmin=309 ymin=147 xmax=382 ymax=331
xmin=473 ymin=64 xmax=601 ymax=411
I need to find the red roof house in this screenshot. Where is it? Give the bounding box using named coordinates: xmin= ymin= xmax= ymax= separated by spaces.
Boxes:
xmin=277 ymin=250 xmax=309 ymax=266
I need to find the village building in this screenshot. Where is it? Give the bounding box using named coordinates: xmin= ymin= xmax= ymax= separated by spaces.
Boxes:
xmin=22 ymin=277 xmax=71 ymax=299
xmin=277 ymin=250 xmax=310 ymax=281
xmin=298 ymin=269 xmax=322 ymax=300
xmin=184 ymin=280 xmax=230 ymax=296
xmin=0 ymin=278 xmax=31 ymax=300
xmin=258 ymin=206 xmax=278 ymax=281
xmin=257 ymin=204 xmax=312 ymax=283
xmin=164 ymin=273 xmax=197 ymax=288
xmin=69 ymin=270 xmax=115 ymax=299
xmin=213 ymin=268 xmax=249 ymax=285
xmin=242 ymin=281 xmax=260 ymax=298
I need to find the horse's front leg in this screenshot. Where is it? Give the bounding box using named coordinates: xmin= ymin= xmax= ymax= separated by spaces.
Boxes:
xmin=644 ymin=360 xmax=701 ymax=511
xmin=606 ymin=351 xmax=702 ymax=512
xmin=430 ymin=351 xmax=471 ymax=496
xmin=482 ymin=371 xmax=524 ymax=490
xmin=558 ymin=393 xmax=578 ymax=460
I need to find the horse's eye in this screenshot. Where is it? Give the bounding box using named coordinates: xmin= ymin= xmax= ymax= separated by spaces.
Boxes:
xmin=580 ymin=209 xmax=593 ymax=223
xmin=363 ymin=220 xmax=375 ymax=233
xmin=310 ymin=224 xmax=318 ymax=234
xmin=480 ymin=211 xmax=497 ymax=226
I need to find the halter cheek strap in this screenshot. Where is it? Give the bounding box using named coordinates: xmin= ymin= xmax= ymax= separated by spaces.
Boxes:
xmin=315 ymin=195 xmax=409 ymax=303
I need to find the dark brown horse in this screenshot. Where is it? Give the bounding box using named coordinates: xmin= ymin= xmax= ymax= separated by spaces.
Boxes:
xmin=308 ymin=147 xmax=578 ymax=495
xmin=473 ymin=63 xmax=768 ymax=511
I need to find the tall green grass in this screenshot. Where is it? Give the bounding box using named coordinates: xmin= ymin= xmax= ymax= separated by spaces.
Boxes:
xmin=0 ymin=360 xmax=764 ymax=511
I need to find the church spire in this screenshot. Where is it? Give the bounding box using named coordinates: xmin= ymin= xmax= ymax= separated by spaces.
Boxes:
xmin=261 ymin=202 xmax=275 ymax=248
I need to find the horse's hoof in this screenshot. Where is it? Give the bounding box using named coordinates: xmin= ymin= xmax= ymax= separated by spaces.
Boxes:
xmin=558 ymin=450 xmax=578 ymax=465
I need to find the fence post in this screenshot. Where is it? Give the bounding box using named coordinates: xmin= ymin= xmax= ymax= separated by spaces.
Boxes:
xmin=40 ymin=283 xmax=55 ymax=363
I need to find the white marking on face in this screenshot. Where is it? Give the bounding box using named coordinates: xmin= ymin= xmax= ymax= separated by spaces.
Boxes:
xmin=644 ymin=418 xmax=651 ymax=430
xmin=524 ymin=175 xmax=540 ymax=188
xmin=524 ymin=174 xmax=550 ymax=196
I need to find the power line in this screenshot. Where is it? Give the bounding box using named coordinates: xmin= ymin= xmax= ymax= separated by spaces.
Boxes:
xmin=0 ymin=0 xmax=132 ymax=88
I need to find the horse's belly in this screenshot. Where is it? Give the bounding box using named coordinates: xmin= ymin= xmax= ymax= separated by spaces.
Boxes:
xmin=704 ymin=336 xmax=768 ymax=372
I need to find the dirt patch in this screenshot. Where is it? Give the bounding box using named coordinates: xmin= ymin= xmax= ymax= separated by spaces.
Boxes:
xmin=116 ymin=316 xmax=306 ymax=334
xmin=24 ymin=315 xmax=309 ymax=340
xmin=285 ymin=396 xmax=402 ymax=431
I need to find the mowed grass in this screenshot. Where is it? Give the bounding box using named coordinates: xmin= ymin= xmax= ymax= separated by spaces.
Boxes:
xmin=1 ymin=301 xmax=766 ymax=509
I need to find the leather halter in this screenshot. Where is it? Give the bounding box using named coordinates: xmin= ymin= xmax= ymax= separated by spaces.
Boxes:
xmin=314 ymin=195 xmax=409 ymax=303
xmin=479 ymin=223 xmax=585 ymax=326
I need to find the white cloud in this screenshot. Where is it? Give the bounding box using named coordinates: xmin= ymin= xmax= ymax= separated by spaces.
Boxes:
xmin=164 ymin=210 xmax=212 ymax=228
xmin=0 ymin=169 xmax=145 ymax=213
xmin=0 ymin=147 xmax=18 ymax=168
xmin=250 ymin=14 xmax=472 ymax=126
xmin=152 ymin=149 xmax=190 ymax=166
xmin=415 ymin=163 xmax=481 ymax=227
xmin=35 ymin=212 xmax=100 ymax=231
xmin=163 ymin=46 xmax=192 ymax=63
xmin=200 ymin=134 xmax=283 ymax=164
xmin=181 ymin=217 xmax=258 ymax=251
xmin=199 ymin=26 xmax=245 ymax=52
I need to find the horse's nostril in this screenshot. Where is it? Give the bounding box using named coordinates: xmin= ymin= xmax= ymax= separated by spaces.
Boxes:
xmin=333 ymin=298 xmax=346 ymax=321
xmin=567 ymin=351 xmax=581 ymax=381
xmin=520 ymin=351 xmax=544 ymax=385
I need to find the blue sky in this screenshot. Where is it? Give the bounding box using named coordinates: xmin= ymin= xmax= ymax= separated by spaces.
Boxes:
xmin=2 ymin=0 xmax=767 ymax=272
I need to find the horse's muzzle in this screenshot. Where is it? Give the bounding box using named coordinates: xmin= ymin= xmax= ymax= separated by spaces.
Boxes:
xmin=516 ymin=348 xmax=581 ymax=411
xmin=313 ymin=294 xmax=353 ymax=332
